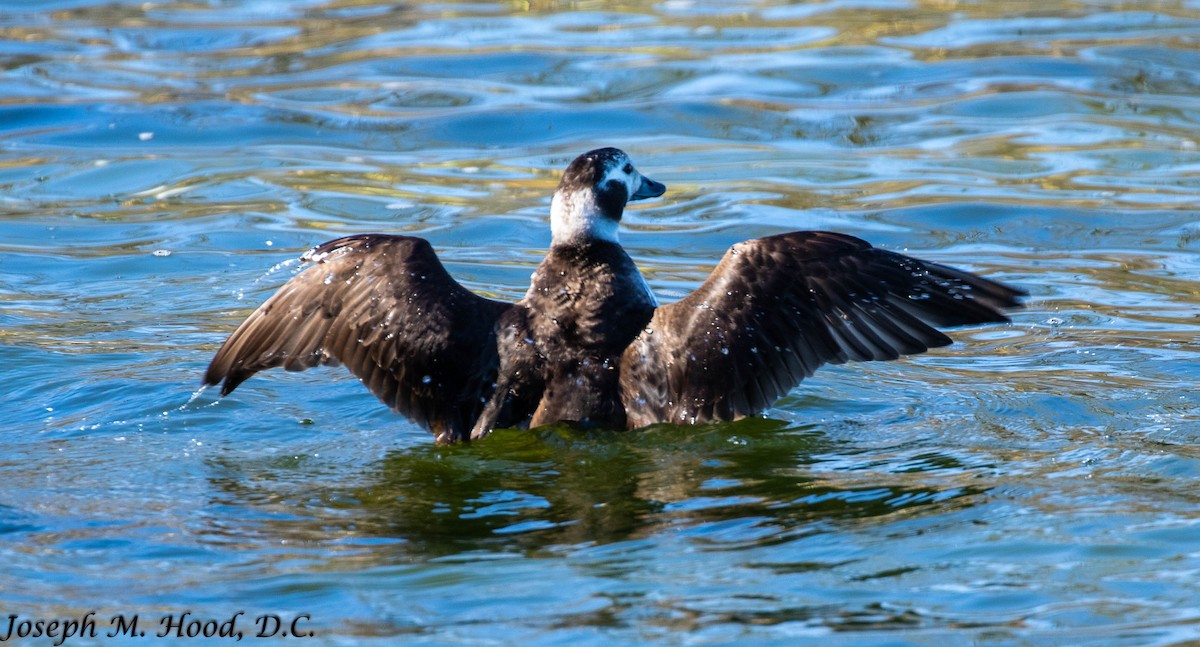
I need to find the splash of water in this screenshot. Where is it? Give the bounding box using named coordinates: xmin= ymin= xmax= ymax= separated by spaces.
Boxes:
xmin=230 ymin=257 xmax=304 ymax=301
xmin=253 ymin=257 xmax=301 ymax=286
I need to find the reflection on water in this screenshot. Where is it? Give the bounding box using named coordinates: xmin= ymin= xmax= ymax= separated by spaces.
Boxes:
xmin=3 ymin=0 xmax=1200 ymax=644
xmin=207 ymin=420 xmax=983 ymax=560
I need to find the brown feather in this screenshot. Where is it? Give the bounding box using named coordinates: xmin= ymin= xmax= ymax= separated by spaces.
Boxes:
xmin=620 ymin=231 xmax=1025 ymax=426
xmin=204 ymin=234 xmax=510 ymax=442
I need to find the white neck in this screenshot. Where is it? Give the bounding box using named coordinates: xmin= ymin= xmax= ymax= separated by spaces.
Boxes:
xmin=550 ymin=188 xmax=619 ymax=246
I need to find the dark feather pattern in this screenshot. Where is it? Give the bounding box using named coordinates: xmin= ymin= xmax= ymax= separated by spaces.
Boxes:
xmin=204 ymin=234 xmax=509 ymax=443
xmin=619 ymin=231 xmax=1025 ymax=427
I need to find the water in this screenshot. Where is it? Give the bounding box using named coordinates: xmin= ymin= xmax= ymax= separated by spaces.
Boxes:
xmin=3 ymin=0 xmax=1200 ymax=644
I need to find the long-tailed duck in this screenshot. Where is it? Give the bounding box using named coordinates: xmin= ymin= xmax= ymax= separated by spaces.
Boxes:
xmin=205 ymin=147 xmax=1024 ymax=443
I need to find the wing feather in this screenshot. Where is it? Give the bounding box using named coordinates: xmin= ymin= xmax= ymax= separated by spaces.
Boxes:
xmin=204 ymin=234 xmax=510 ymax=442
xmin=620 ymin=231 xmax=1024 ymax=427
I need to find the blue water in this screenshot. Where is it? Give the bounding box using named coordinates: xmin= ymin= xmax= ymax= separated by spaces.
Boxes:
xmin=4 ymin=1 xmax=1200 ymax=645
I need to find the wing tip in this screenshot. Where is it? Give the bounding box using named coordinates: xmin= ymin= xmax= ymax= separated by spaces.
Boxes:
xmin=202 ymin=361 xmax=223 ymax=389
xmin=202 ymin=355 xmax=249 ymax=397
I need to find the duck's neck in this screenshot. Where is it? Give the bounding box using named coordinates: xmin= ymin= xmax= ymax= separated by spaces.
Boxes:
xmin=550 ymin=189 xmax=620 ymax=247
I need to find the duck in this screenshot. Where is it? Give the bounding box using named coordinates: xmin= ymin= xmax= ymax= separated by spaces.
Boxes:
xmin=204 ymin=147 xmax=1025 ymax=444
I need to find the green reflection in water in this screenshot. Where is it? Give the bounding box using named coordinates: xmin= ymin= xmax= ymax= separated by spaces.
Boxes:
xmin=207 ymin=418 xmax=983 ymax=562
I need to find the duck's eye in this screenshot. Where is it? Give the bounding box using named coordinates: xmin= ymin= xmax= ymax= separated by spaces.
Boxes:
xmin=623 ymin=163 xmax=633 ymax=174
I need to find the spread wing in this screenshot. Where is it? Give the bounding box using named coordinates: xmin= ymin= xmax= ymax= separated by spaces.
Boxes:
xmin=204 ymin=234 xmax=511 ymax=443
xmin=619 ymin=231 xmax=1025 ymax=427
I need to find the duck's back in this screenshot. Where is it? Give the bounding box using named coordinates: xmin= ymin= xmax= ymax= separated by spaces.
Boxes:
xmin=519 ymin=241 xmax=656 ymax=427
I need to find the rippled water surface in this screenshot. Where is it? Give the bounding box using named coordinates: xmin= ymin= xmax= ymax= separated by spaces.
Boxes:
xmin=4 ymin=0 xmax=1200 ymax=644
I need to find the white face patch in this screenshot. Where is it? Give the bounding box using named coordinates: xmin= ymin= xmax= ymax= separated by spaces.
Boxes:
xmin=599 ymin=157 xmax=645 ymax=202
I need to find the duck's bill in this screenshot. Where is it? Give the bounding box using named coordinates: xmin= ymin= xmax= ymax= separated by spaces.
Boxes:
xmin=631 ymin=176 xmax=666 ymax=201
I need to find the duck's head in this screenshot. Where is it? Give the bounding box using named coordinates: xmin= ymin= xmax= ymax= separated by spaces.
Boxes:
xmin=550 ymin=147 xmax=666 ymax=246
